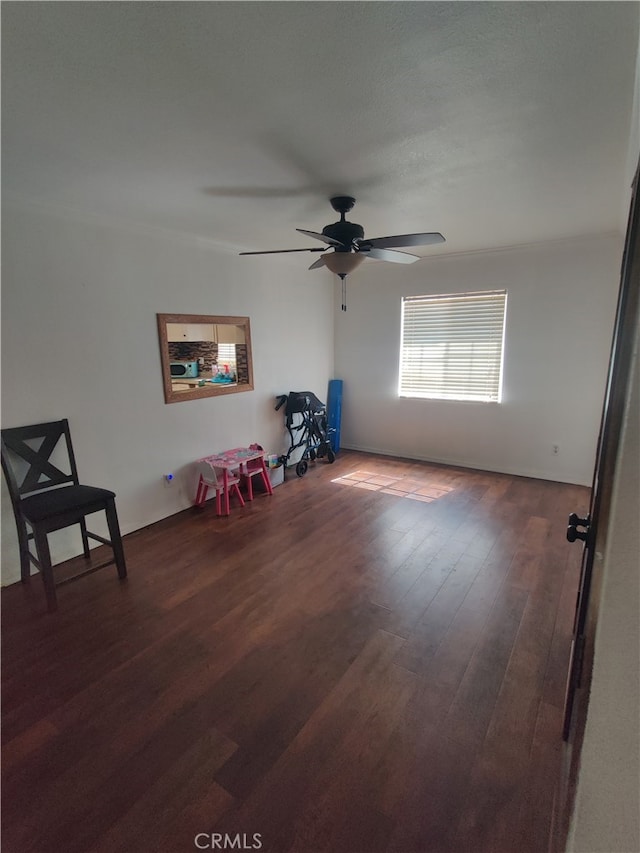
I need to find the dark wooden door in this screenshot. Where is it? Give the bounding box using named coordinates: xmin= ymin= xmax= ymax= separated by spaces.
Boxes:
xmin=562 ymin=164 xmax=640 ymax=742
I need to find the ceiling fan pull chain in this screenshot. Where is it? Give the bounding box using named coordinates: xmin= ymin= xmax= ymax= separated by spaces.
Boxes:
xmin=341 ymin=273 xmax=347 ymax=312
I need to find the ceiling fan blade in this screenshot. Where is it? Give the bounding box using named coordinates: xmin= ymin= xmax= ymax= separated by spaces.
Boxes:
xmin=363 ymin=232 xmax=446 ymax=249
xmin=239 ymin=247 xmax=326 ymax=256
xmin=296 ymin=228 xmax=344 ymax=247
xmin=308 ymin=256 xmax=327 ymax=270
xmin=360 ymin=247 xmax=420 ymax=264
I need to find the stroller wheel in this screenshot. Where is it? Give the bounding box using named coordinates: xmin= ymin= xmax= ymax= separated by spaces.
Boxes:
xmin=327 ymin=448 xmax=336 ymax=463
xmin=296 ymin=459 xmax=308 ymax=478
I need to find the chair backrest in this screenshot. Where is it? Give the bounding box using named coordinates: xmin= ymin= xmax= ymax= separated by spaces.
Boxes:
xmin=1 ymin=419 xmax=79 ymax=501
xmin=196 ymin=460 xmax=222 ymax=487
xmin=246 ymin=443 xmax=264 ymax=472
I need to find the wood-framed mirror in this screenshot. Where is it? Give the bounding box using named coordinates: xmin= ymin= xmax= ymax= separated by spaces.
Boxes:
xmin=157 ymin=313 xmax=254 ymax=404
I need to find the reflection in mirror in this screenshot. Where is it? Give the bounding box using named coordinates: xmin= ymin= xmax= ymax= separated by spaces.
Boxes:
xmin=157 ymin=314 xmax=254 ymax=404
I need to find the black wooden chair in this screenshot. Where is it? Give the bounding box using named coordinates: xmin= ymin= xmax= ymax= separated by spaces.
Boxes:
xmin=1 ymin=419 xmax=127 ymax=612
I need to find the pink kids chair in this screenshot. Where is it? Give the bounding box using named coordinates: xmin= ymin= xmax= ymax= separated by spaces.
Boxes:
xmin=194 ymin=460 xmax=245 ymax=516
xmin=241 ymin=443 xmax=274 ymax=501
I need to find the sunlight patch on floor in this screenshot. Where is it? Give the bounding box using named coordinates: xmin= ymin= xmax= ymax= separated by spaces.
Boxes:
xmin=331 ymin=471 xmax=455 ymax=502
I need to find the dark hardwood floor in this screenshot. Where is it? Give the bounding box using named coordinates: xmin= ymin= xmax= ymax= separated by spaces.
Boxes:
xmin=1 ymin=450 xmax=589 ymax=853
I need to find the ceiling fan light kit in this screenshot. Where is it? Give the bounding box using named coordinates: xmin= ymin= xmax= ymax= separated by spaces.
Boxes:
xmin=322 ymin=252 xmax=365 ymax=276
xmin=239 ymin=196 xmax=445 ymax=310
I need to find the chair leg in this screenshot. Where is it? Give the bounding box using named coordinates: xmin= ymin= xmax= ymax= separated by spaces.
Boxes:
xmin=15 ymin=516 xmax=32 ymax=583
xmin=260 ymin=459 xmax=274 ymax=495
xmin=105 ymin=500 xmax=127 ymax=580
xmin=245 ymin=473 xmax=254 ymax=501
xmin=223 ymin=471 xmax=230 ymax=516
xmin=79 ymin=518 xmax=91 ymax=559
xmin=195 ymin=475 xmax=209 ymax=507
xmin=32 ymin=527 xmax=57 ymax=612
xmin=232 ymin=483 xmax=246 ymax=507
xmin=259 ymin=469 xmax=272 ymax=496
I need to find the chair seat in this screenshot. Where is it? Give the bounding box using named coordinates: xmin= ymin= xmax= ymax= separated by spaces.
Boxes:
xmin=21 ymin=484 xmax=115 ymax=523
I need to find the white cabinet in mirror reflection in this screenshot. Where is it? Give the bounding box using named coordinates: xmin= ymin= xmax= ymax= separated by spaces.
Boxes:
xmin=215 ymin=324 xmax=246 ymax=344
xmin=166 ymin=323 xmax=246 ymax=344
xmin=167 ymin=324 xmax=215 ymax=342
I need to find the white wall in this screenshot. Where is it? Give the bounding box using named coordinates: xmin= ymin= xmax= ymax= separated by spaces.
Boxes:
xmin=1 ymin=198 xmax=334 ymax=585
xmin=334 ymin=234 xmax=622 ymax=485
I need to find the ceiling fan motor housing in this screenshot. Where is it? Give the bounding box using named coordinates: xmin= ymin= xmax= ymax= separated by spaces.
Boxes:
xmin=322 ymin=195 xmax=364 ymax=251
xmin=322 ymin=220 xmax=364 ymax=250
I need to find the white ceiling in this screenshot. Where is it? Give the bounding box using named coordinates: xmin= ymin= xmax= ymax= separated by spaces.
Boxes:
xmin=2 ymin=2 xmax=639 ymax=259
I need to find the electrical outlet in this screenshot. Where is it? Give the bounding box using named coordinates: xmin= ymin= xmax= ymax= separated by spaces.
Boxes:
xmin=552 ymin=444 xmax=559 ymax=455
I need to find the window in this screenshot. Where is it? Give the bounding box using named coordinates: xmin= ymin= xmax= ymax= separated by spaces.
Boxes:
xmin=217 ymin=343 xmax=237 ymax=375
xmin=399 ymin=290 xmax=507 ymax=402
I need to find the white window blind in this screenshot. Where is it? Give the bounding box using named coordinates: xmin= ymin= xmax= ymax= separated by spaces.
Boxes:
xmin=217 ymin=343 xmax=237 ymax=370
xmin=399 ymin=290 xmax=507 ymax=402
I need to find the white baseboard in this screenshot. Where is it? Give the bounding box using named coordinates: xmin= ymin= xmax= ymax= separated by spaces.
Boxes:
xmin=339 ymin=444 xmax=590 ymax=487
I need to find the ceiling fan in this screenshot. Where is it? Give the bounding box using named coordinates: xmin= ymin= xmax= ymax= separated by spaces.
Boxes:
xmin=239 ymin=196 xmax=445 ymax=310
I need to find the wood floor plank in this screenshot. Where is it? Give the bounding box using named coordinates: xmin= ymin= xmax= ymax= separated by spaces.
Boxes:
xmin=442 ymin=582 xmax=530 ymax=749
xmin=385 ymin=727 xmax=475 ymax=853
xmin=415 ymin=554 xmax=513 ymax=689
xmin=392 ymin=551 xmax=485 ymax=669
xmin=212 ymin=629 xmax=412 ymax=851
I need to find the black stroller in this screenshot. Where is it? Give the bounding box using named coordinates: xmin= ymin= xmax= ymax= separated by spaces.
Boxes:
xmin=275 ymin=391 xmax=336 ymax=477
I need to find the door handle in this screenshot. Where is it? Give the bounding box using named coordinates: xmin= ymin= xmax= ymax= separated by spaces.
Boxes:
xmin=567 ymin=526 xmax=588 ymax=542
xmin=567 ymin=512 xmax=591 ymax=544
xmin=568 ymin=513 xmax=589 ymax=527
